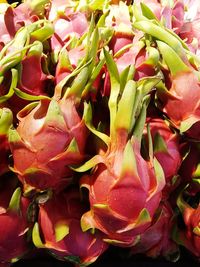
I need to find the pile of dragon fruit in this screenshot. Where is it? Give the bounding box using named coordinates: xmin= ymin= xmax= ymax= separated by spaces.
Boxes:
xmin=0 ymin=0 xmax=200 ymax=266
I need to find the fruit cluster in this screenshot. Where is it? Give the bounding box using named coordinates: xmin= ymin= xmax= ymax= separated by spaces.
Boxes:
xmin=0 ymin=0 xmax=199 ymax=266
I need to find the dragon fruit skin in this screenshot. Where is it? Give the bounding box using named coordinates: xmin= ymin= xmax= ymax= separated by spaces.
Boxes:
xmin=160 ymin=70 xmax=200 ymax=140
xmin=145 ymin=118 xmax=181 ymax=197
xmin=154 ymin=40 xmax=200 ymax=140
xmin=32 ymin=188 xmax=108 ymax=266
xmin=9 ymin=96 xmax=87 ymax=192
xmin=131 ymin=201 xmax=179 ymax=260
xmin=0 ymin=182 xmax=31 ymax=265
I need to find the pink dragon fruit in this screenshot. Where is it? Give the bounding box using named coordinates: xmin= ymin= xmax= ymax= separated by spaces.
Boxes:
xmin=0 ymin=0 xmax=50 ymax=49
xmin=8 ymin=24 xmax=101 ymax=193
xmin=0 ymin=177 xmax=31 ymax=265
xmin=2 ymin=41 xmax=53 ymax=116
xmin=8 ymin=95 xmax=87 ymax=193
xmin=50 ymin=5 xmax=88 ymax=54
xmin=74 ymin=50 xmax=165 ymax=246
xmin=174 ymin=186 xmax=200 ymax=258
xmin=32 ymin=188 xmax=108 ymax=266
xmin=0 ymin=108 xmax=13 ymax=176
xmin=144 ymin=117 xmax=181 ymax=197
xmin=155 ymin=41 xmax=200 ymax=140
xmin=131 ymin=201 xmax=179 ymax=260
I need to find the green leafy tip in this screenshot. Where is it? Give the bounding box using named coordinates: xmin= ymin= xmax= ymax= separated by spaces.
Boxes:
xmin=0 ymin=108 xmax=13 ymax=135
xmin=8 ymin=187 xmax=21 ymax=213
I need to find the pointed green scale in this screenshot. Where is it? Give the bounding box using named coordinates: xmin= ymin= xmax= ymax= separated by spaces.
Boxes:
xmin=117 ymin=208 xmax=151 ymax=233
xmin=27 ymin=41 xmax=43 ymax=57
xmin=32 ymin=222 xmax=46 ymax=248
xmin=44 ymin=99 xmax=66 ymax=128
xmin=140 ymin=2 xmax=158 ymax=20
xmin=153 ymin=132 xmax=168 ymax=153
xmin=71 ymin=154 xmax=104 ymax=172
xmin=30 ymin=21 xmax=54 ymax=42
xmin=120 ymin=140 xmax=139 ymax=178
xmin=156 ymin=41 xmax=190 ymax=76
xmin=82 ymin=58 xmax=105 ymax=98
xmin=88 ymin=27 xmax=99 ymax=67
xmin=29 ymin=0 xmax=50 ymax=16
xmin=104 ymin=48 xmax=120 ymax=139
xmin=8 ymin=187 xmax=21 ymax=213
xmin=81 ymin=210 xmax=96 ymax=232
xmin=115 ymin=80 xmax=137 ymax=134
xmin=54 ymin=221 xmax=69 ymax=242
xmin=14 ymin=87 xmax=50 ymax=101
xmin=0 ymin=68 xmax=18 ymax=103
xmin=153 ymin=157 xmax=165 ymax=192
xmin=66 ymin=138 xmax=80 ymax=153
xmin=103 ymin=49 xmax=120 ymax=116
xmin=133 ymin=96 xmax=150 ymax=144
xmin=133 ymin=3 xmax=149 ymax=22
xmin=8 ymin=127 xmax=22 ymax=143
xmin=137 ymin=77 xmax=161 ymax=97
xmin=0 ymin=108 xmax=13 ymax=135
xmin=176 ymin=190 xmax=190 ymax=214
xmin=180 ymin=116 xmax=199 ymax=134
xmin=193 ymin=226 xmax=200 ymax=236
xmin=65 ymin=66 xmax=90 ymax=100
xmin=135 ymin=208 xmax=152 ymax=226
xmin=145 ymin=46 xmax=160 ymax=66
xmin=83 ymin=102 xmax=110 ymax=146
xmin=58 ymin=49 xmax=73 ymax=72
xmin=54 ymin=58 xmax=92 ymax=100
xmin=24 ymin=167 xmax=49 ymax=176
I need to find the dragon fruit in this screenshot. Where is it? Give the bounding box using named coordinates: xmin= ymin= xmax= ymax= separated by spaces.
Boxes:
xmin=8 ymin=94 xmax=87 ymax=193
xmin=50 ymin=6 xmax=88 ymax=54
xmin=155 ymin=41 xmax=200 ymax=140
xmin=0 ymin=19 xmax=54 ymax=115
xmin=0 ymin=108 xmax=13 ymax=176
xmin=8 ymin=24 xmax=100 ymax=193
xmin=131 ymin=201 xmax=179 ymax=260
xmin=32 ymin=187 xmax=108 ymax=266
xmin=74 ymin=49 xmax=165 ymax=246
xmin=173 ymin=185 xmax=200 ymax=258
xmin=0 ymin=177 xmax=31 ymax=265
